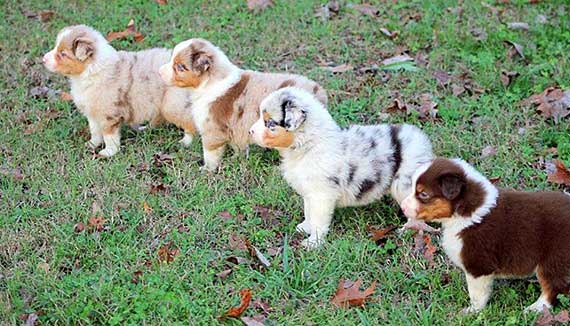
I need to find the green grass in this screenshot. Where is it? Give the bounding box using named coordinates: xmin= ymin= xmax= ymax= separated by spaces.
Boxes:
xmin=2 ymin=0 xmax=570 ymax=324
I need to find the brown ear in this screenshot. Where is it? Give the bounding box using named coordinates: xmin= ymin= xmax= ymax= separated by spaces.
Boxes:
xmin=191 ymin=51 xmax=211 ymax=73
xmin=439 ymin=173 xmax=465 ymax=200
xmin=72 ymin=37 xmax=94 ymax=61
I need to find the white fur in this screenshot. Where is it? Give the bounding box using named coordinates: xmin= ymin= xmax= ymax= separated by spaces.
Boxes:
xmin=252 ymin=87 xmax=434 ymax=248
xmin=525 ymin=293 xmax=552 ymax=313
xmin=463 ymin=274 xmax=494 ymax=313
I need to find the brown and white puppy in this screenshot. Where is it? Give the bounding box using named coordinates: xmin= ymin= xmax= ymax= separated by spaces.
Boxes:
xmin=43 ymin=25 xmax=196 ymax=157
xmin=401 ymin=158 xmax=570 ymax=313
xmin=158 ymin=38 xmax=327 ymax=171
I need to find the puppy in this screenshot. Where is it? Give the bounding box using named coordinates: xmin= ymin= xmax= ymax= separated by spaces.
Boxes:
xmin=248 ymin=87 xmax=434 ymax=247
xmin=400 ymin=158 xmax=570 ymax=313
xmin=43 ymin=25 xmax=196 ymax=157
xmin=158 ymin=38 xmax=327 ymax=171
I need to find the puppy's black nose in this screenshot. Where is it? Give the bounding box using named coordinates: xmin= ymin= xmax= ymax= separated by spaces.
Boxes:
xmin=248 ymin=129 xmax=254 ymax=135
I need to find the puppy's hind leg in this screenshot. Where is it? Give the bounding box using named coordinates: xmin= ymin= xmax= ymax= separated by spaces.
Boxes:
xmin=302 ymin=195 xmax=336 ymax=249
xmin=526 ymin=265 xmax=564 ymax=313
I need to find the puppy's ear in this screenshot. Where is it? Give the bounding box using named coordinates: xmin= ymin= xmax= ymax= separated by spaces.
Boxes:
xmin=191 ymin=52 xmax=211 ymax=73
xmin=439 ymin=173 xmax=465 ymax=200
xmin=282 ymin=98 xmax=306 ymax=131
xmin=72 ymin=37 xmax=94 ymax=61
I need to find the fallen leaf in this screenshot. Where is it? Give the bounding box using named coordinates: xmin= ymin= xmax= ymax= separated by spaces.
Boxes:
xmin=73 ymin=222 xmax=86 ymax=233
xmin=107 ymin=19 xmax=144 ymax=43
xmin=433 ymin=70 xmax=451 ymax=85
xmin=536 ymin=306 xmax=570 ymax=326
xmin=505 ymin=40 xmax=525 ymax=59
xmin=470 ymin=28 xmax=488 ymax=41
xmin=500 ymin=70 xmax=519 ymax=86
xmin=246 ymin=240 xmax=271 ymax=268
xmin=348 ymin=3 xmax=379 ymax=17
xmin=225 ymin=256 xmax=250 ymax=265
xmin=218 ymin=210 xmax=234 ymax=220
xmin=247 ymin=0 xmax=273 ymax=12
xmin=38 ymin=10 xmax=55 ymax=22
xmin=216 ymin=269 xmax=233 ymax=279
xmin=489 ymin=176 xmax=501 ymax=185
xmin=417 ymin=93 xmax=438 ymax=120
xmin=88 ymin=216 xmax=105 ymax=232
xmin=523 ymin=87 xmax=570 ymax=121
xmin=24 ymin=312 xmax=38 ymax=326
xmin=38 ymin=262 xmax=50 ymax=273
xmin=29 ymin=86 xmax=58 ymax=99
xmin=229 ymin=233 xmax=248 ymax=250
xmin=384 ymin=98 xmax=408 ymax=114
xmin=480 ymin=146 xmax=498 ymax=159
xmin=241 ymin=315 xmax=266 ymax=326
xmin=381 ymin=54 xmax=413 ymax=66
xmin=547 ymin=160 xmax=570 ymax=186
xmin=131 ymin=270 xmax=143 ymax=284
xmin=323 ymin=63 xmax=353 ymax=73
xmin=422 ymin=234 xmax=437 ymax=264
xmin=0 ymin=167 xmax=24 ymax=180
xmin=149 ymin=183 xmax=170 ymax=195
xmin=157 ymin=243 xmax=179 ymax=264
xmin=153 ymin=152 xmax=174 ymax=167
xmin=331 ymin=279 xmax=377 ymax=308
xmin=315 ymin=1 xmax=340 ymax=20
xmin=225 ymin=289 xmax=252 ymax=318
xmin=452 ymin=83 xmax=466 ymax=96
xmin=402 ymin=218 xmax=440 ymax=233
xmin=368 ymin=225 xmax=396 ymax=242
xmin=143 ymin=201 xmax=153 ymax=214
xmin=379 ymin=27 xmax=399 ymax=39
xmin=507 ymin=22 xmax=529 ymax=31
xmin=154 ymin=0 xmax=168 ymax=4
xmin=253 ymin=205 xmax=280 ymax=227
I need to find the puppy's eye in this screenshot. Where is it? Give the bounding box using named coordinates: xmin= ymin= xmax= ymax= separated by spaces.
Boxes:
xmin=59 ymin=51 xmax=66 ymax=58
xmin=417 ymin=191 xmax=430 ymax=202
xmin=175 ymin=63 xmax=187 ymax=72
xmin=265 ymin=119 xmax=277 ymax=130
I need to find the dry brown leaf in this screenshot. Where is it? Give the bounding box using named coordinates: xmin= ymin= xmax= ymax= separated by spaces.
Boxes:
xmin=500 ymin=70 xmax=519 ymax=86
xmin=241 ymin=315 xmax=266 ymax=326
xmin=323 ymin=63 xmax=353 ymax=73
xmin=315 ymin=1 xmax=340 ymax=20
xmin=229 ymin=233 xmax=248 ymax=250
xmin=225 ymin=289 xmax=252 ymax=318
xmin=349 ymin=3 xmax=379 ymax=17
xmin=216 ymin=269 xmax=233 ymax=279
xmin=505 ymin=40 xmax=525 ymax=59
xmin=88 ymin=216 xmax=105 ymax=232
xmin=433 ymin=70 xmax=451 ymax=85
xmin=149 ymin=183 xmax=170 ymax=195
xmin=154 ymin=0 xmax=168 ymax=4
xmin=38 ymin=10 xmax=55 ymax=22
xmin=131 ymin=270 xmax=143 ymax=284
xmin=247 ymin=0 xmax=273 ymax=12
xmin=547 ymin=160 xmax=570 ymax=186
xmin=414 ymin=231 xmax=437 ymax=265
xmin=402 ymin=219 xmax=439 ymax=233
xmin=536 ymin=306 xmax=570 ymax=326
xmin=331 ymin=278 xmax=377 ymax=308
xmin=470 ymin=28 xmax=488 ymax=41
xmin=246 ymin=240 xmax=271 ymax=268
xmin=379 ymin=27 xmax=399 ymax=39
xmin=381 ymin=54 xmax=413 ymax=66
xmin=107 ymin=19 xmax=144 ymax=43
xmin=24 ymin=312 xmax=38 ymax=326
xmin=0 ymin=167 xmax=24 ymax=180
xmin=73 ymin=222 xmax=86 ymax=233
xmin=143 ymin=201 xmax=152 ymax=214
xmin=523 ymin=87 xmax=570 ymax=121
xmin=480 ymin=146 xmax=498 ymax=159
xmin=417 ymin=93 xmax=438 ymax=120
xmin=384 ymin=98 xmax=408 ymax=114
xmin=368 ymin=225 xmax=396 ymax=243
xmin=218 ymin=210 xmax=234 ymax=220
xmin=507 ymin=22 xmax=529 ymax=31
xmin=157 ymin=243 xmax=179 ymax=264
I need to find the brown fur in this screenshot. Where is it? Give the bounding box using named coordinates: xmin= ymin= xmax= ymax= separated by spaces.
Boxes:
xmin=262 ymin=127 xmax=295 ymax=148
xmin=414 ymin=158 xmax=570 ymax=306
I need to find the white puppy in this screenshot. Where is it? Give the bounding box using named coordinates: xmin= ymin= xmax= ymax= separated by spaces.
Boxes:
xmin=43 ymin=25 xmax=196 ymax=157
xmin=249 ymin=87 xmax=434 ymax=248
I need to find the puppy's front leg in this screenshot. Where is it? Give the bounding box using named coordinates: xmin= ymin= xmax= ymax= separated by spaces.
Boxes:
xmin=296 ymin=198 xmax=312 ymax=234
xmin=462 ymin=273 xmax=493 ymax=313
xmin=202 ymin=144 xmax=226 ymax=172
xmin=86 ymin=117 xmax=103 ymax=149
xmin=302 ymin=196 xmax=336 ymax=249
xmin=98 ymin=125 xmax=121 ymax=157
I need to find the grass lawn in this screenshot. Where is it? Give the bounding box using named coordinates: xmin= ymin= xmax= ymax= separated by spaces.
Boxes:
xmin=2 ymin=0 xmax=570 ymax=324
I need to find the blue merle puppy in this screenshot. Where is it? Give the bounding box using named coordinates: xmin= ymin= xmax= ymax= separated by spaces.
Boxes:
xmin=249 ymin=87 xmax=434 ymax=248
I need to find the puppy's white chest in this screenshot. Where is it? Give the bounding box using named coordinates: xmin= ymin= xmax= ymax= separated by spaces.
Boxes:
xmin=192 ymin=101 xmax=210 ymax=133
xmin=440 ymin=219 xmax=473 ymax=271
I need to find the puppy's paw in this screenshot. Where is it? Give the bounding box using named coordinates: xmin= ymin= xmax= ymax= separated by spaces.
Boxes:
xmin=179 ymin=134 xmax=193 ymax=147
xmin=199 ymin=164 xmax=218 ymax=174
xmin=295 ymin=221 xmax=312 ymax=234
xmin=301 ymin=236 xmax=325 ymax=250
xmin=85 ymin=140 xmax=101 ymax=149
xmin=98 ymin=147 xmax=119 ymax=157
xmin=460 ymin=306 xmax=481 ymax=315
xmin=524 ymin=301 xmax=551 ymax=314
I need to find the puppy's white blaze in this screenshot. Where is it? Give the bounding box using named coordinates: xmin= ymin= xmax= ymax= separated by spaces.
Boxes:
xmin=249 ymin=118 xmax=266 ymax=146
xmin=43 ymin=50 xmax=57 ymax=71
xmin=158 ymin=64 xmax=173 ymax=84
xmin=400 ymin=194 xmax=419 ymax=219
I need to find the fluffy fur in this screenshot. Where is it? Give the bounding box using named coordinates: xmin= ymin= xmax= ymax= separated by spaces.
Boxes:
xmin=401 ymin=158 xmax=570 ymax=313
xmin=158 ymin=38 xmax=327 ymax=171
xmin=43 ymin=25 xmax=196 ymax=157
xmin=249 ymin=87 xmax=434 ymax=248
